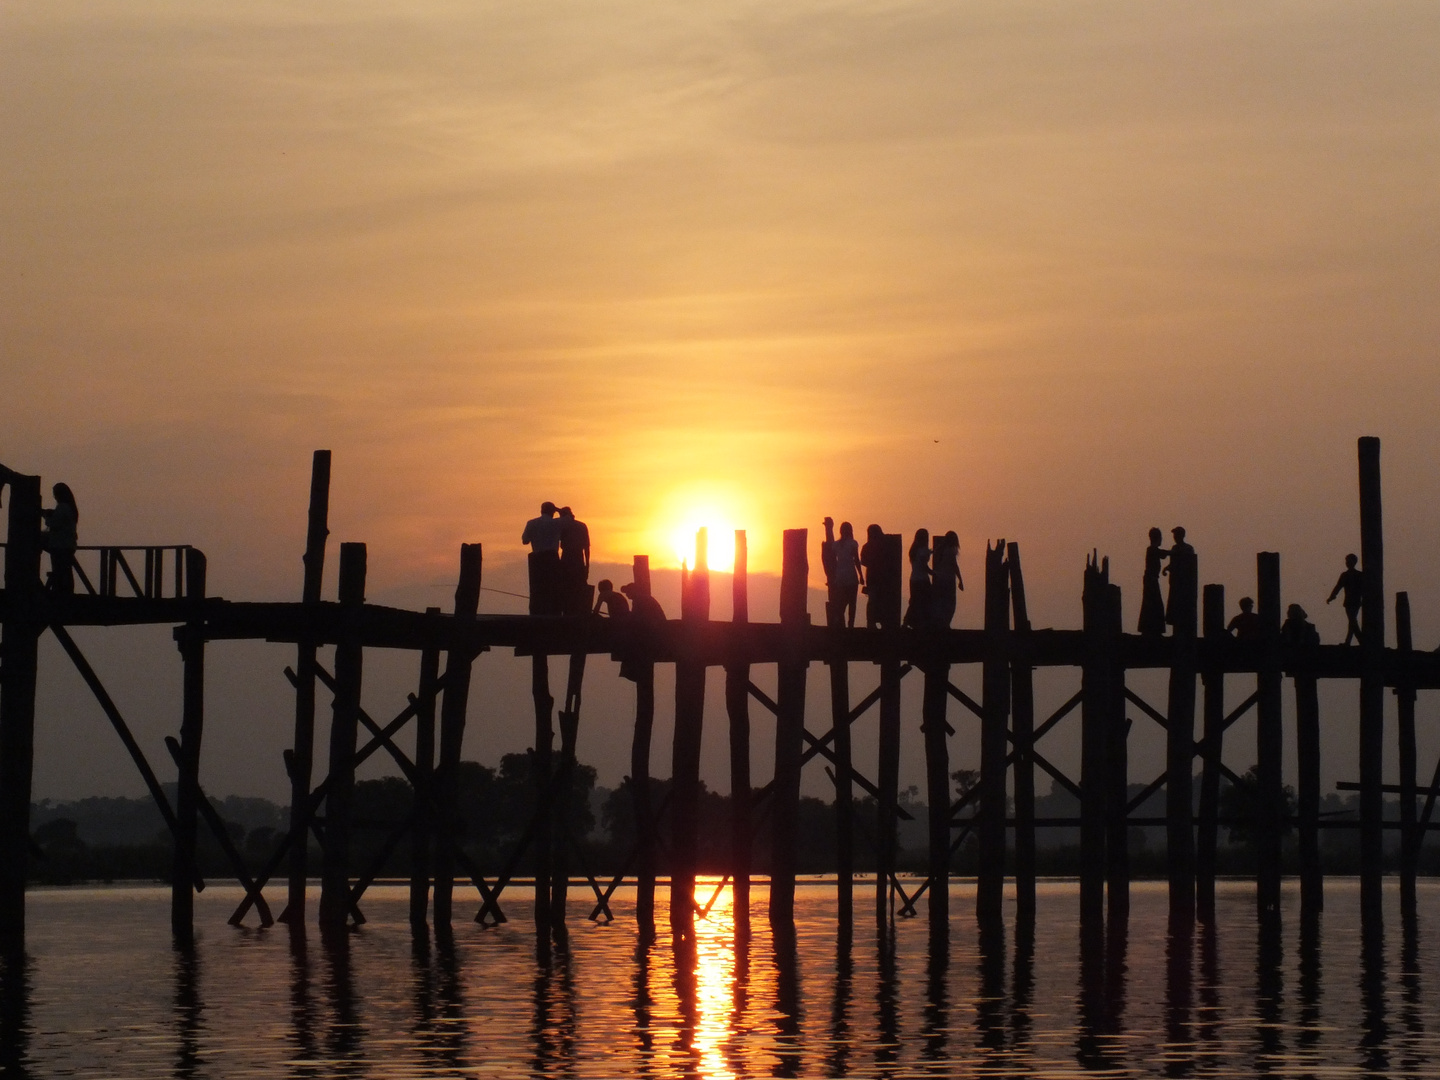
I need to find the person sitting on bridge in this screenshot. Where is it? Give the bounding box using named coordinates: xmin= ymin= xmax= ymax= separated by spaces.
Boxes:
xmin=558 ymin=506 xmax=591 ymax=615
xmin=1281 ymin=603 xmax=1320 ymax=648
xmin=822 ymin=517 xmax=863 ymax=629
xmin=521 ymin=501 xmax=563 ymax=615
xmin=1227 ymin=597 xmax=1263 ymax=641
xmin=618 ymin=580 xmax=666 ymax=682
xmin=592 ymin=579 xmax=629 ymax=619
xmin=41 ymin=482 xmax=78 ymax=594
xmin=1326 ymin=553 xmax=1364 ymax=645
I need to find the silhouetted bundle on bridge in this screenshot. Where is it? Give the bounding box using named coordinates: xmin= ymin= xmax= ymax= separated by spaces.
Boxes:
xmin=2 ymin=437 xmax=1438 ymax=959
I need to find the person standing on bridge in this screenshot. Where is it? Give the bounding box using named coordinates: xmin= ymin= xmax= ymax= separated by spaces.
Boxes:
xmin=1163 ymin=526 xmax=1196 ymax=631
xmin=41 ymin=482 xmax=78 ymax=595
xmin=822 ymin=518 xmax=863 ymax=629
xmin=903 ymin=528 xmax=932 ymax=629
xmin=522 ymin=501 xmax=563 ymax=615
xmin=930 ymin=530 xmax=963 ymax=629
xmin=558 ymin=506 xmax=591 ymax=615
xmin=860 ymin=524 xmax=888 ymax=629
xmin=1326 ymin=553 xmax=1364 ymax=645
xmin=1138 ymin=527 xmax=1169 ymax=637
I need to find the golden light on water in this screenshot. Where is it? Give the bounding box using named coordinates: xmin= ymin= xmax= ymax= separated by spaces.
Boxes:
xmin=690 ymin=879 xmax=738 ymax=1080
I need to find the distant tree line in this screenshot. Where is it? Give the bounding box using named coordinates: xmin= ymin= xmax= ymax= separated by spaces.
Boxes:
xmin=26 ymin=760 xmax=1435 ymax=886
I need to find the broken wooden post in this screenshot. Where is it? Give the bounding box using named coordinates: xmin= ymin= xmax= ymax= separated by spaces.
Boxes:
xmin=726 ymin=532 xmax=752 ymax=934
xmin=1196 ymin=584 xmax=1225 ymax=925
xmin=284 ymin=449 xmax=330 ymax=929
xmin=670 ymin=529 xmax=709 ymax=946
xmin=319 ymin=543 xmax=366 ymax=931
xmin=409 ymin=610 xmax=441 ymax=929
xmin=769 ymin=529 xmax=808 ymax=933
xmin=433 ymin=544 xmax=480 ymax=927
xmin=172 ymin=548 xmax=208 ymax=944
xmin=0 ymin=474 xmax=42 ymax=953
xmin=629 ymin=555 xmax=658 ymax=942
xmin=1080 ymin=554 xmax=1110 ymax=939
xmin=1007 ymin=541 xmax=1036 ymax=926
xmin=874 ymin=533 xmax=904 ymax=929
xmin=1166 ymin=538 xmax=1198 ymax=925
xmin=1294 ymin=603 xmax=1322 ymax=919
xmin=1255 ymin=552 xmax=1282 ymax=924
xmin=1104 ymin=580 xmax=1128 ymax=925
xmin=1358 ymin=436 xmax=1385 ymax=925
xmin=1396 ymin=591 xmax=1417 ymax=920
xmin=977 ymin=540 xmax=1010 ymax=927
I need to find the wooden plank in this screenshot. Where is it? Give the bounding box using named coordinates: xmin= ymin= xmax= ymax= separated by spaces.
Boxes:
xmin=1166 ymin=536 xmax=1198 ymax=925
xmin=1396 ymin=591 xmax=1417 ymax=919
xmin=434 ymin=545 xmax=481 ymax=928
xmin=1196 ymin=584 xmax=1225 ymax=925
xmin=629 ymin=555 xmax=658 ymax=943
xmin=1358 ymin=436 xmax=1385 ymax=924
xmin=977 ymin=540 xmax=1009 ymax=927
xmin=670 ymin=529 xmax=709 ymax=947
xmin=874 ymin=533 xmax=904 ymax=928
xmin=922 ymin=656 xmax=951 ymax=939
xmin=1104 ymin=582 xmax=1128 ymax=925
xmin=769 ymin=529 xmax=808 ymax=935
xmin=409 ymin=613 xmax=441 ymax=929
xmin=1079 ymin=554 xmax=1109 ymax=938
xmin=1008 ymin=541 xmax=1037 ymax=925
xmin=1255 ymin=552 xmax=1283 ymax=923
xmin=726 ymin=532 xmax=751 ymax=934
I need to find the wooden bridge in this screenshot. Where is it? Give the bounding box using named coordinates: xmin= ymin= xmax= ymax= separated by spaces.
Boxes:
xmin=2 ymin=437 xmax=1436 ymax=959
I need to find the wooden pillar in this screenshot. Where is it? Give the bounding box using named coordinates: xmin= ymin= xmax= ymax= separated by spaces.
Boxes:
xmin=1080 ymin=555 xmax=1110 ymax=938
xmin=1396 ymin=591 xmax=1417 ymax=919
xmin=285 ymin=449 xmax=330 ymax=928
xmin=432 ymin=544 xmax=480 ymax=927
xmin=0 ymin=475 xmax=42 ymax=952
xmin=921 ymin=660 xmax=950 ymax=938
xmin=552 ymin=650 xmax=586 ymax=941
xmin=1007 ymin=542 xmax=1036 ymax=925
xmin=629 ymin=556 xmax=658 ymax=942
xmin=409 ymin=611 xmax=441 ymax=928
xmin=1255 ymin=552 xmax=1283 ymax=924
xmin=1294 ymin=655 xmax=1323 ymax=917
xmin=319 ymin=543 xmax=366 ymax=930
xmin=670 ymin=530 xmax=709 ymax=946
xmin=1358 ymin=436 xmax=1385 ymax=924
xmin=172 ymin=549 xmax=208 ymax=943
xmin=1196 ymin=585 xmax=1225 ymax=925
xmin=726 ymin=532 xmax=751 ymax=934
xmin=1104 ymin=582 xmax=1128 ymax=924
xmin=829 ymin=607 xmax=854 ymax=941
xmin=874 ymin=534 xmax=904 ymax=928
xmin=769 ymin=529 xmax=808 ymax=932
xmin=530 ymin=653 xmax=554 ymax=954
xmin=977 ymin=541 xmax=1010 ymax=926
xmin=1166 ymin=543 xmax=1198 ymax=924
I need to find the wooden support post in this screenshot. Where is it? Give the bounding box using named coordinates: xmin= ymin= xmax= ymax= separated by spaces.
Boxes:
xmin=0 ymin=474 xmax=42 ymax=953
xmin=670 ymin=529 xmax=709 ymax=946
xmin=874 ymin=534 xmax=904 ymax=929
xmin=551 ymin=650 xmax=586 ymax=941
xmin=769 ymin=529 xmax=808 ymax=933
xmin=171 ymin=549 xmax=208 ymax=944
xmin=1255 ymin=552 xmax=1283 ymax=924
xmin=726 ymin=532 xmax=752 ymax=935
xmin=433 ymin=544 xmax=480 ymax=927
xmin=1080 ymin=555 xmax=1110 ymax=939
xmin=409 ymin=611 xmax=441 ymax=929
xmin=1396 ymin=591 xmax=1417 ymax=920
xmin=1104 ymin=582 xmax=1128 ymax=925
xmin=1294 ymin=661 xmax=1322 ymax=919
xmin=285 ymin=449 xmax=330 ymax=929
xmin=1007 ymin=542 xmax=1036 ymax=925
xmin=829 ymin=594 xmax=854 ymax=942
xmin=1358 ymin=436 xmax=1385 ymax=925
xmin=319 ymin=543 xmax=366 ymax=931
xmin=977 ymin=541 xmax=1010 ymax=926
xmin=1196 ymin=584 xmax=1225 ymax=925
xmin=629 ymin=555 xmax=658 ymax=942
xmin=1166 ymin=541 xmax=1198 ymax=925
xmin=922 ymin=658 xmax=952 ymax=938
xmin=530 ymin=650 xmax=554 ymax=957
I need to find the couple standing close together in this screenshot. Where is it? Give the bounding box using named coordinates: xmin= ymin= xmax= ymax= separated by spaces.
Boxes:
xmin=820 ymin=519 xmax=963 ymax=631
xmin=521 ymin=501 xmax=590 ymax=615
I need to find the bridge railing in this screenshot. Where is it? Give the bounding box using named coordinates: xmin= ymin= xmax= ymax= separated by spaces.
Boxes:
xmin=0 ymin=544 xmax=195 ymax=599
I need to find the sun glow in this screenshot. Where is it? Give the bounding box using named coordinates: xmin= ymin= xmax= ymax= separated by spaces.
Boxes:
xmin=658 ymin=485 xmax=755 ymax=572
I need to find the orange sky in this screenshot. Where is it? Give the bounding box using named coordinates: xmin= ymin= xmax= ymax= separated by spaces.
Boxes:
xmin=5 ymin=1 xmax=1440 ymax=799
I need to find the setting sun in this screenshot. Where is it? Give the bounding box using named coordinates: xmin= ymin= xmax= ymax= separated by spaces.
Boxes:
xmin=671 ymin=520 xmax=737 ymax=572
xmin=655 ymin=483 xmax=758 ymax=571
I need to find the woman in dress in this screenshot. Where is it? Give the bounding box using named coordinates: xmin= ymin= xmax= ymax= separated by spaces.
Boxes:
xmin=930 ymin=531 xmax=963 ymax=628
xmin=1138 ymin=527 xmax=1168 ymax=637
xmin=903 ymin=528 xmax=932 ymax=629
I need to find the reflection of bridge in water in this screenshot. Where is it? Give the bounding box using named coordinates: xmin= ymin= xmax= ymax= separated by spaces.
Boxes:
xmin=1 ymin=437 xmax=1436 ymax=963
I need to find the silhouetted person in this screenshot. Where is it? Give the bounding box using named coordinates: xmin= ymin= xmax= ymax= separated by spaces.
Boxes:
xmin=1281 ymin=603 xmax=1320 ymax=648
xmin=1327 ymin=553 xmax=1364 ymax=645
xmin=903 ymin=529 xmax=932 ymax=629
xmin=619 ymin=581 xmax=665 ymax=682
xmin=521 ymin=501 xmax=562 ymax=615
xmin=1226 ymin=597 xmax=1263 ymax=641
xmin=823 ymin=518 xmax=862 ymax=629
xmin=1138 ymin=527 xmax=1168 ymax=637
xmin=1164 ymin=526 xmax=1195 ymax=630
xmin=930 ymin=531 xmax=962 ymax=629
xmin=592 ymin=579 xmax=629 ymax=619
xmin=41 ymin=482 xmax=78 ymax=594
xmin=860 ymin=524 xmax=885 ymax=628
xmin=558 ymin=506 xmax=590 ymax=615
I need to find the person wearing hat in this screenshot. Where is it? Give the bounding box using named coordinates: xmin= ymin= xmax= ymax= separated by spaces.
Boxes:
xmin=522 ymin=501 xmax=563 ymax=615
xmin=1281 ymin=603 xmax=1320 ymax=648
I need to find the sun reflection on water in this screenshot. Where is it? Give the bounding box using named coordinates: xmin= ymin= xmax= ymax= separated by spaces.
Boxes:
xmin=688 ymin=879 xmax=737 ymax=1080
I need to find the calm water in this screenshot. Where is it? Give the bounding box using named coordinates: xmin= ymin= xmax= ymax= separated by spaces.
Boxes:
xmin=2 ymin=878 xmax=1436 ymax=1077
